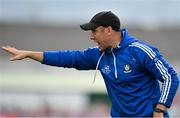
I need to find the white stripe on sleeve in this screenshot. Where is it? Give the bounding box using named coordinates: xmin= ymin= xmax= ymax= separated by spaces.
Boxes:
xmin=130 ymin=42 xmax=172 ymax=103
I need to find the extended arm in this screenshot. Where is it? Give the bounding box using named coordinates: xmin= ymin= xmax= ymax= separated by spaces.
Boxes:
xmin=1 ymin=46 xmax=43 ymax=62
xmin=2 ymin=46 xmax=100 ymax=70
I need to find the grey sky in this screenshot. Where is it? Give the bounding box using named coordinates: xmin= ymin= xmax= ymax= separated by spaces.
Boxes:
xmin=0 ymin=0 xmax=179 ymax=28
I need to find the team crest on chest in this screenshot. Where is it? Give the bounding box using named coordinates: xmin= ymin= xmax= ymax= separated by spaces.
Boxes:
xmin=102 ymin=65 xmax=111 ymax=74
xmin=123 ymin=64 xmax=132 ymax=73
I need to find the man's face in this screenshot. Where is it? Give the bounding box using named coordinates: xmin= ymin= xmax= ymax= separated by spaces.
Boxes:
xmin=90 ymin=26 xmax=110 ymax=51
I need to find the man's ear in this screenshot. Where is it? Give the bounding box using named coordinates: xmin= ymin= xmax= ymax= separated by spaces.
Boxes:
xmin=106 ymin=26 xmax=113 ymax=35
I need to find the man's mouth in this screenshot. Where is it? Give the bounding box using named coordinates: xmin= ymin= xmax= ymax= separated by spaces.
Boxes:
xmin=94 ymin=40 xmax=101 ymax=48
xmin=97 ymin=42 xmax=101 ymax=47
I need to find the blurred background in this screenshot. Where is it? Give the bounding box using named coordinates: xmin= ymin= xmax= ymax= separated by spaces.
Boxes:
xmin=0 ymin=0 xmax=180 ymax=117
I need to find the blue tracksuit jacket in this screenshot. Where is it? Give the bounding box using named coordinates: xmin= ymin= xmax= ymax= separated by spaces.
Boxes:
xmin=42 ymin=29 xmax=179 ymax=117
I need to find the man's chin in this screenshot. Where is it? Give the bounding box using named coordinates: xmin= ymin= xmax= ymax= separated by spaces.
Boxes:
xmin=99 ymin=47 xmax=106 ymax=52
xmin=99 ymin=46 xmax=111 ymax=52
xmin=99 ymin=47 xmax=102 ymax=52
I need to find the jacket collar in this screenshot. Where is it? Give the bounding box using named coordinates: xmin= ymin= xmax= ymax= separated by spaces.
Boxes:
xmin=105 ymin=28 xmax=138 ymax=54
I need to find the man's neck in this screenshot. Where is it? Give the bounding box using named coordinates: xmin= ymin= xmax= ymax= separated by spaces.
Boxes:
xmin=111 ymin=32 xmax=121 ymax=48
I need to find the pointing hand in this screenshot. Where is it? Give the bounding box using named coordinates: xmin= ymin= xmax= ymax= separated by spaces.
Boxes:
xmin=1 ymin=46 xmax=28 ymax=61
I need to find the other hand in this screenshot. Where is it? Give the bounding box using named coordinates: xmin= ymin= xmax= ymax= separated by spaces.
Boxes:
xmin=153 ymin=112 xmax=164 ymax=118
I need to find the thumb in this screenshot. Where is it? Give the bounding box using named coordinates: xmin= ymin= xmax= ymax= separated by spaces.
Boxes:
xmin=10 ymin=55 xmax=22 ymax=61
xmin=10 ymin=56 xmax=17 ymax=61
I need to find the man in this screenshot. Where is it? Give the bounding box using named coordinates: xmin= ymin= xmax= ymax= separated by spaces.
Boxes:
xmin=2 ymin=11 xmax=179 ymax=117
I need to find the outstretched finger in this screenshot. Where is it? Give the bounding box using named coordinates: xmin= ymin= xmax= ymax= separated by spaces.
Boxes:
xmin=1 ymin=46 xmax=16 ymax=55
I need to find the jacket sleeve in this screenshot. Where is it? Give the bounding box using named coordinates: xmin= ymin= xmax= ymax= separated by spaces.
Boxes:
xmin=41 ymin=47 xmax=100 ymax=70
xmin=131 ymin=42 xmax=179 ymax=108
